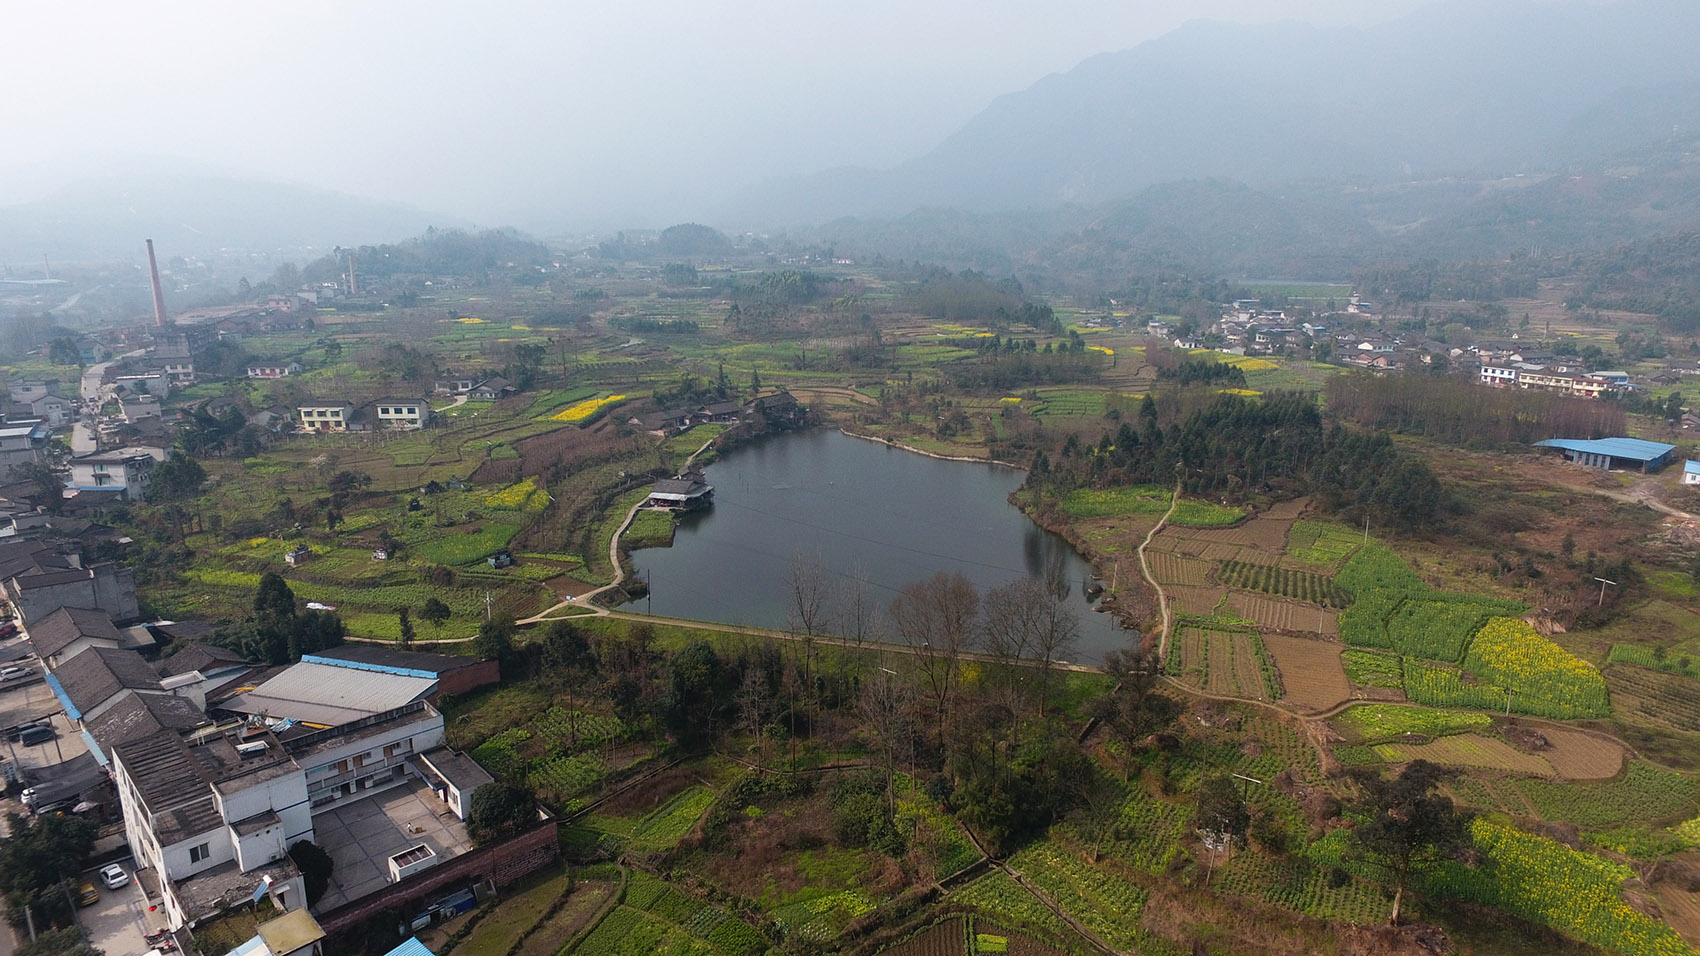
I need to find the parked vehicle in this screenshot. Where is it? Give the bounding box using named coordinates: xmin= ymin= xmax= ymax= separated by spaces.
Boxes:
xmin=6 ymin=720 xmax=51 ymax=742
xmin=76 ymin=882 xmax=98 ymax=907
xmin=18 ymin=724 xmax=55 ymax=746
xmin=0 ymin=665 xmax=32 ymax=681
xmin=100 ymin=864 xmax=129 ymax=889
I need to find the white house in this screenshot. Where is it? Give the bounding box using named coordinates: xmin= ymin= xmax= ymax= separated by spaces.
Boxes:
xmin=67 ymin=449 xmax=157 ymax=499
xmin=373 ymin=399 xmax=431 ymax=431
xmin=297 ymin=402 xmax=355 ymax=432
xmin=247 ymin=363 xmax=304 ymax=379
xmin=101 ymin=649 xmax=495 ymax=931
xmin=28 ymin=395 xmax=74 ymax=428
xmin=1685 ymin=460 xmax=1700 ymax=485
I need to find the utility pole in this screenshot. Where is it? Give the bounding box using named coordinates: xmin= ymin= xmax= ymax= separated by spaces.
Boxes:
xmin=484 ymin=590 xmax=493 ymax=621
xmin=1594 ymin=577 xmax=1618 ymax=607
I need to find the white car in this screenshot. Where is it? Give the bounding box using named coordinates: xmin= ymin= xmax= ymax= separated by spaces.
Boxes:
xmin=99 ymin=864 xmax=129 ymax=889
xmin=0 ymin=666 xmax=30 ymax=682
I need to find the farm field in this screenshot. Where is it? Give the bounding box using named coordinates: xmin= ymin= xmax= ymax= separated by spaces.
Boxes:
xmin=1217 ymin=559 xmax=1349 ymax=606
xmin=875 ymin=920 xmax=965 ymax=956
xmin=1226 ymin=591 xmax=1338 ymax=634
xmin=1144 ymin=551 xmax=1215 ymax=588
xmin=1261 ymin=634 xmax=1351 ymax=712
xmin=1538 ymin=728 xmax=1629 ymax=780
xmin=1373 ymin=734 xmax=1558 ymax=775
xmin=1168 ymin=626 xmax=1280 ymax=701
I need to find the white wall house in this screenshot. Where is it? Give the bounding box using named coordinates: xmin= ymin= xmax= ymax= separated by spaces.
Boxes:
xmin=373 ymin=400 xmax=430 ymax=430
xmin=297 ymin=402 xmax=355 ymax=432
xmin=68 ymin=449 xmax=157 ymax=498
xmin=247 ymin=364 xmax=304 ymax=379
xmin=1685 ymin=461 xmax=1700 ymax=485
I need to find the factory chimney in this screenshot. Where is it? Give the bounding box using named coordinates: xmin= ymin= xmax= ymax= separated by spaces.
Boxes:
xmin=347 ymin=253 xmax=358 ymax=297
xmin=146 ymin=239 xmax=168 ymax=327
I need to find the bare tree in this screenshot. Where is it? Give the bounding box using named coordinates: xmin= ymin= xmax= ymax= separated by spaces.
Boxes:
xmin=982 ymin=576 xmax=1080 ymax=718
xmin=1090 ymin=643 xmax=1179 ymax=781
xmin=786 ymin=549 xmax=830 ymax=638
xmin=735 ymin=666 xmax=773 ymax=767
xmin=890 ymin=571 xmax=979 ymax=741
xmin=836 ymin=561 xmax=883 ymax=669
xmin=857 ymin=669 xmax=916 ymax=810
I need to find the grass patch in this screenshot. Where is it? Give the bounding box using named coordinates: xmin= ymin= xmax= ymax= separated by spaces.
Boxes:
xmin=1332 ymin=704 xmax=1492 ymax=744
xmin=1341 ymin=649 xmax=1403 ymax=688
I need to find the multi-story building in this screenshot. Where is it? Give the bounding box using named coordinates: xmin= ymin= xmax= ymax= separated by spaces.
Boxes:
xmin=88 ymin=649 xmax=499 ymax=931
xmin=373 ymin=400 xmax=431 ymax=431
xmin=68 ymin=448 xmax=158 ymax=499
xmin=297 ymin=402 xmax=355 ymax=433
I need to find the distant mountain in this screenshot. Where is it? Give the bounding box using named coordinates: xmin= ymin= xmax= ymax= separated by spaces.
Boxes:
xmin=812 ymin=131 xmax=1700 ymax=282
xmin=0 ymin=174 xmax=469 ymax=262
xmin=729 ymin=0 xmax=1700 ymax=227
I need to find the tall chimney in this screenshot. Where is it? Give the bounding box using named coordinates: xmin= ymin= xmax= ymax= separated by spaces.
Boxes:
xmin=347 ymin=253 xmax=357 ymax=296
xmin=146 ymin=239 xmax=168 ymax=327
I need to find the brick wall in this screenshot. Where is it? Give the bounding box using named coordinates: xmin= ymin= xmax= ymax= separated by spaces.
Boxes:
xmin=317 ymin=820 xmax=558 ymax=939
xmin=433 ymin=660 xmax=500 ymax=701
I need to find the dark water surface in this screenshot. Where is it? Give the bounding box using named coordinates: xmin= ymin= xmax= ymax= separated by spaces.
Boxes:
xmin=625 ymin=429 xmax=1132 ymax=663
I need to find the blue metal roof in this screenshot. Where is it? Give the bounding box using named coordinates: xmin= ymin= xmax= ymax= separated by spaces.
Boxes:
xmin=1533 ymin=438 xmax=1677 ymax=462
xmin=382 ymin=939 xmax=439 ymax=956
xmin=1687 ymin=460 xmax=1700 ymax=475
xmin=300 ymin=653 xmax=437 ymax=681
xmin=44 ymin=673 xmax=79 ymax=720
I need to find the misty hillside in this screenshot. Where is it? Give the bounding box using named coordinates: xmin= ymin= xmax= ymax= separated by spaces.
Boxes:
xmin=732 ymin=0 xmax=1700 ymax=226
xmin=812 ymin=130 xmax=1700 ymax=282
xmin=0 ymin=175 xmax=466 ymax=263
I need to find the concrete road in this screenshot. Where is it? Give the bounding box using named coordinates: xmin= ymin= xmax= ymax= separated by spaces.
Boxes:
xmin=78 ymin=860 xmax=152 ymax=956
xmin=70 ymin=421 xmax=96 ymax=454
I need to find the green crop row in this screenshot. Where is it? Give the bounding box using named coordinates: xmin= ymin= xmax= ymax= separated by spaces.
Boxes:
xmin=952 ymin=872 xmax=1068 ymax=937
xmin=1341 ymin=649 xmax=1403 ymax=688
xmin=1218 ymin=560 xmax=1350 ymax=606
xmin=1008 ymin=842 xmax=1149 ymax=954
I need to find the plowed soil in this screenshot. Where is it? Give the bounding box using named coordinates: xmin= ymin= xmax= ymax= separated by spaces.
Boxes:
xmin=1263 ymin=634 xmax=1352 ymax=713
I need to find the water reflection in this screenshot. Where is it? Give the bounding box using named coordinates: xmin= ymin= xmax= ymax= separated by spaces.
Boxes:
xmin=626 ymin=429 xmax=1131 ymax=663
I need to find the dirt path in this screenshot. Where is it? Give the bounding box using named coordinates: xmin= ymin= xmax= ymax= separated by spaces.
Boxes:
xmin=1141 ymin=483 xmax=1181 ymax=662
xmin=519 ymin=431 xmax=722 ymax=624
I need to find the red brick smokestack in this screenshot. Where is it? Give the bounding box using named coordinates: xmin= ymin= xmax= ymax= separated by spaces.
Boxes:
xmin=146 ymin=239 xmax=168 ymax=327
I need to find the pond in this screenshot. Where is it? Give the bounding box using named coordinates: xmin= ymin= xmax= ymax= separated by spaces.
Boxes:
xmin=625 ymin=429 xmax=1134 ymax=663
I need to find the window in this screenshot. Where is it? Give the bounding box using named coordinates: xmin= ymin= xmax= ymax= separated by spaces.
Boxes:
xmin=379 ymin=407 xmax=390 ymax=415
xmin=190 ymin=843 xmax=210 ymax=863
xmin=406 ymin=407 xmax=417 ymax=415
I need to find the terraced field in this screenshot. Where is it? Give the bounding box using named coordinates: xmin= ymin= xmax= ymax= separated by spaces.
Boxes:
xmin=1169 ymin=626 xmax=1279 ymax=701
xmin=1374 ymin=734 xmax=1557 ymax=775
xmin=1227 ymin=592 xmax=1338 ymax=635
xmin=1263 ymin=635 xmax=1352 ymax=712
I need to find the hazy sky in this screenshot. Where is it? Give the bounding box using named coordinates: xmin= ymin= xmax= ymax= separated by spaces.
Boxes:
xmin=6 ymin=0 xmax=1441 ymax=230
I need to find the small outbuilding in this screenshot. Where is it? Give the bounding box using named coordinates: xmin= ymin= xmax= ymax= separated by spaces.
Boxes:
xmin=1685 ymin=461 xmax=1700 ymax=485
xmin=1532 ymin=437 xmax=1677 ymax=474
xmin=646 ymin=476 xmax=713 ymax=511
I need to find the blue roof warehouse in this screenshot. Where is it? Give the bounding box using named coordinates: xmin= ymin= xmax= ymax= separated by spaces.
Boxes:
xmin=1533 ymin=437 xmax=1678 ymax=474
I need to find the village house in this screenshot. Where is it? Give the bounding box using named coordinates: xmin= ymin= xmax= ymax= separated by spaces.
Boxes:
xmin=0 ymin=420 xmax=51 ymax=478
xmin=28 ymin=394 xmax=74 ymax=428
xmin=297 ymin=401 xmax=356 ymax=432
xmin=67 ymin=448 xmax=158 ymax=500
xmin=8 ymin=381 xmax=60 ymax=406
xmin=468 ymin=377 xmax=515 ymax=401
xmin=1686 ymin=461 xmax=1700 ymax=485
xmin=645 ymin=473 xmax=714 ymax=510
xmin=247 ymin=363 xmax=305 ymax=379
xmin=122 ymin=393 xmax=162 ymax=423
xmin=372 ymin=399 xmax=432 ymax=430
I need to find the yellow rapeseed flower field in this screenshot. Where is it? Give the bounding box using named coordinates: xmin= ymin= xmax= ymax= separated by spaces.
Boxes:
xmin=551 ymin=394 xmax=627 ymax=423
